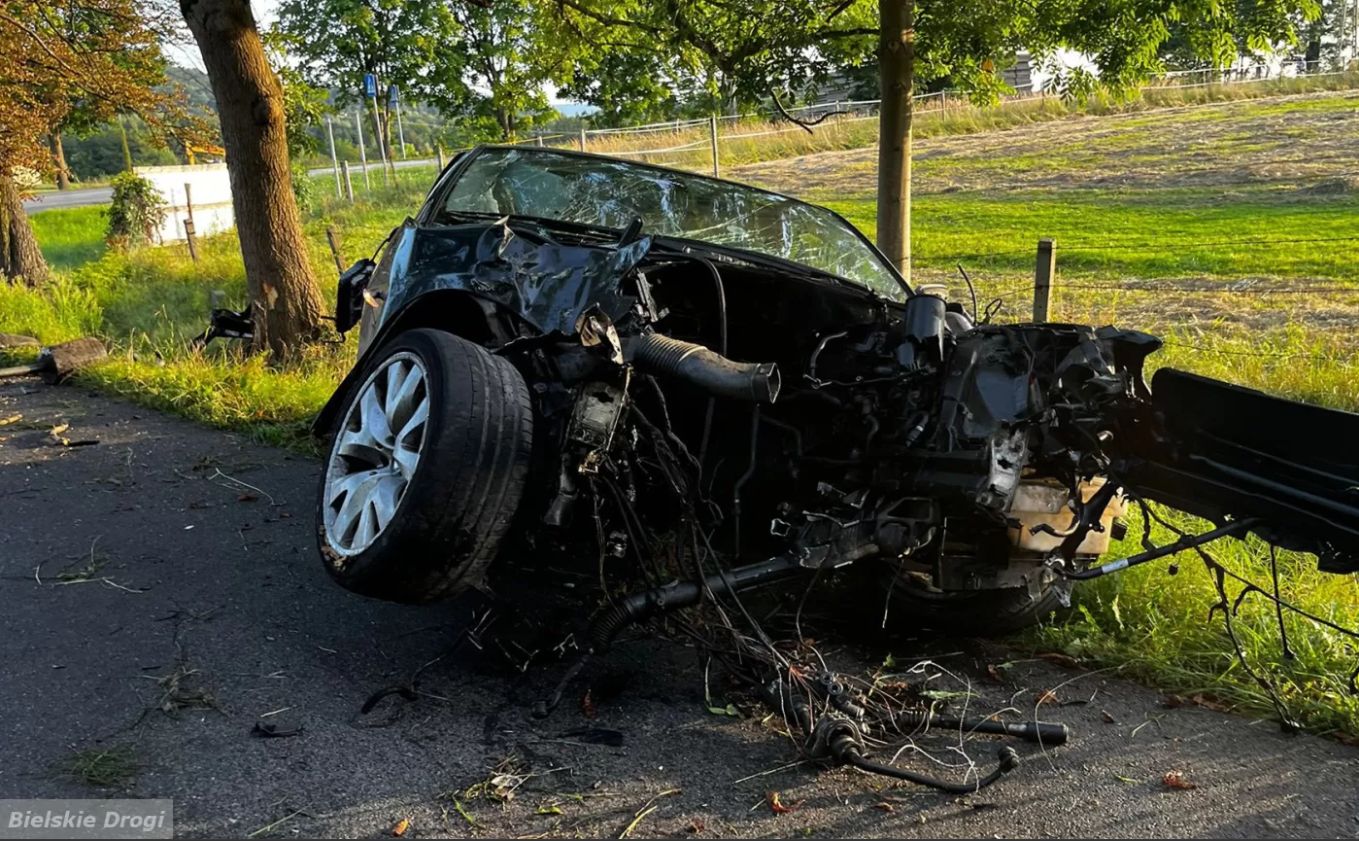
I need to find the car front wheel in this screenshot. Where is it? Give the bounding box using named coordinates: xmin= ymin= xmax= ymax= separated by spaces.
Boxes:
xmin=317 ymin=328 xmax=534 ymax=604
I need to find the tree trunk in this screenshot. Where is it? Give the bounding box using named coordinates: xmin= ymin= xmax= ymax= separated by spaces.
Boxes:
xmin=0 ymin=175 xmax=49 ymax=286
xmin=118 ymin=118 xmax=134 ymax=171
xmin=875 ymin=0 xmax=914 ymax=281
xmin=181 ymin=0 xmax=323 ymax=360
xmin=49 ymin=134 xmax=71 ymax=190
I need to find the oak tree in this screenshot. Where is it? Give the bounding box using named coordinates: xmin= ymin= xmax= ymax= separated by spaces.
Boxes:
xmin=0 ymin=0 xmax=178 ymax=284
xmin=181 ymin=0 xmax=325 ymax=358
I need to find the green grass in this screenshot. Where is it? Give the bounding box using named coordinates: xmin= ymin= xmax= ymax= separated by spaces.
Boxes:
xmin=826 ymin=188 xmax=1359 ymax=280
xmin=57 ymin=745 xmax=139 ymax=788
xmin=8 ymin=89 xmax=1359 ymax=740
xmin=30 ymin=206 xmax=109 ymax=271
xmin=2 ymin=170 xmax=433 ymax=446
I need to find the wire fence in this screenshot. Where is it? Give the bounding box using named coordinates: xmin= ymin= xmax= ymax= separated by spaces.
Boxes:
xmin=310 ymin=59 xmax=1359 ymax=198
xmin=304 ymin=62 xmax=1359 ymax=362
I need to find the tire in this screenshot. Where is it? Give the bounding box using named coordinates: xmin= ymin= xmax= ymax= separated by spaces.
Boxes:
xmin=317 ymin=328 xmax=534 ymax=604
xmin=880 ymin=571 xmax=1066 ymax=636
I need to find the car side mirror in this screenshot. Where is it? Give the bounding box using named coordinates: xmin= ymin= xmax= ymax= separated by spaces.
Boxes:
xmin=335 ymin=259 xmax=376 ymax=334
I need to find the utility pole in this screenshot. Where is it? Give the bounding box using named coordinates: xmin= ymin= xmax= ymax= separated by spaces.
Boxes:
xmin=354 ymin=110 xmax=370 ymax=191
xmin=390 ymin=85 xmax=408 ymax=159
xmin=326 ymin=116 xmax=341 ymax=198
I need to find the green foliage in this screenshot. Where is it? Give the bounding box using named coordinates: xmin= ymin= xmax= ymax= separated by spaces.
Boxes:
xmin=263 ymin=30 xmax=334 ymax=158
xmin=551 ymin=0 xmax=1319 ymax=116
xmin=290 ymin=164 xmax=318 ymax=214
xmin=104 ymin=172 xmax=165 ymax=250
xmin=275 ymin=0 xmax=563 ymax=141
xmin=60 ymin=118 xmax=178 ymax=181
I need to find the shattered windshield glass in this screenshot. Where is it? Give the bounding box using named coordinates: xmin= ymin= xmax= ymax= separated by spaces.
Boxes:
xmin=439 ymin=147 xmax=901 ymax=295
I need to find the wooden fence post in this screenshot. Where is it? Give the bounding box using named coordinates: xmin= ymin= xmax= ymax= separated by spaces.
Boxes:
xmin=340 ymin=161 xmax=354 ymax=202
xmin=183 ymin=183 xmax=195 ymax=229
xmin=578 ymin=126 xmax=588 ymax=151
xmin=435 ymin=145 xmax=445 ymax=172
xmin=184 ymin=219 xmax=199 ymax=263
xmin=709 ymin=114 xmax=720 ymax=177
xmin=325 ymin=226 xmax=346 ymax=275
xmin=1033 ymin=237 xmax=1055 ymax=322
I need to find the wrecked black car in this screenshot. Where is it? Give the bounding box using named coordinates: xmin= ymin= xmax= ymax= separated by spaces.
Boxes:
xmin=311 ymin=145 xmax=1359 ymax=788
xmin=314 ymin=145 xmax=1359 ymax=634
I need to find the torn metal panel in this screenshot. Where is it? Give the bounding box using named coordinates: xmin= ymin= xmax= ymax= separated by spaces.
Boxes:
xmin=371 ymin=220 xmax=651 ymax=337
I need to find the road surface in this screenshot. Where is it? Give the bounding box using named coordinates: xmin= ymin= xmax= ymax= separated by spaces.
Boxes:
xmin=22 ymin=158 xmax=440 ymax=214
xmin=2 ymin=379 xmax=1357 ymax=838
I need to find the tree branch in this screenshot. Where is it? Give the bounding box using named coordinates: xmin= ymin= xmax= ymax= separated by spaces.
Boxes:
xmin=769 ymin=87 xmax=847 ymax=133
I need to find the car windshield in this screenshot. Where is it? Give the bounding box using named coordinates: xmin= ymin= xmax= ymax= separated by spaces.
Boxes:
xmin=439 ymin=147 xmax=901 ymax=295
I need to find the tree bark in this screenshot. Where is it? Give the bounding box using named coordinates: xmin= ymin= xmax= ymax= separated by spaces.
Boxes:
xmin=0 ymin=175 xmax=49 ymax=286
xmin=875 ymin=0 xmax=914 ymax=281
xmin=181 ymin=0 xmax=324 ymax=360
xmin=49 ymin=134 xmax=71 ymax=190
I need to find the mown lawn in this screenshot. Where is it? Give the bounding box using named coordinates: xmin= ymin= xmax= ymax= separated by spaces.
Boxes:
xmin=8 ymin=90 xmax=1359 ymax=739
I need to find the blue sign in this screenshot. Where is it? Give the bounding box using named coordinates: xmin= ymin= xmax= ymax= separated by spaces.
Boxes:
xmin=387 ymin=84 xmax=400 ymax=107
xmin=362 ymin=73 xmax=377 ymax=98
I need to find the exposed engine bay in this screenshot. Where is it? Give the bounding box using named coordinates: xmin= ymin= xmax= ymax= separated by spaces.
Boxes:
xmin=313 ymin=146 xmax=1359 ymax=792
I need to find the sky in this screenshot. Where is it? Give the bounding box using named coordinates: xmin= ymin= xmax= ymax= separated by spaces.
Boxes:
xmin=167 ymin=0 xmax=280 ymax=70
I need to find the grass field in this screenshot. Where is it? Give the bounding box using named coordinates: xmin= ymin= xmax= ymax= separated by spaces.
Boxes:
xmin=584 ymin=71 xmax=1359 ymax=173
xmin=7 ymin=84 xmax=1359 ymax=739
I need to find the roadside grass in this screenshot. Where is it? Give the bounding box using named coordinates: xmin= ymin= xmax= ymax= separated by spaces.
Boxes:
xmin=30 ymin=205 xmax=108 ymax=272
xmin=8 ymin=90 xmax=1359 ymax=738
xmin=56 ymin=745 xmax=139 ymax=789
xmin=1 ymin=171 xmax=430 ymax=447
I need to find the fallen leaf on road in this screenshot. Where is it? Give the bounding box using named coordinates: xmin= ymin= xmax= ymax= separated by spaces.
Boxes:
xmin=1162 ymin=770 xmax=1197 ymax=790
xmin=237 ymin=493 xmax=259 ymax=503
xmin=874 ymin=800 xmax=895 ymax=813
xmin=391 ymin=817 xmax=410 ymax=836
xmin=1162 ymin=693 xmax=1187 ymax=708
xmin=580 ymin=688 xmax=597 ymax=719
xmin=1101 ymin=710 xmax=1117 ymax=724
xmin=985 ymin=664 xmax=1005 ymax=683
xmin=687 ymin=817 xmax=706 ymax=833
xmin=767 ymin=791 xmax=802 ymax=814
xmin=1036 ymin=689 xmax=1060 ymax=706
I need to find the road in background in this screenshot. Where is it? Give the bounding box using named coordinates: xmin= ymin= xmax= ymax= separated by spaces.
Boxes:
xmin=22 ymin=158 xmax=439 ymax=213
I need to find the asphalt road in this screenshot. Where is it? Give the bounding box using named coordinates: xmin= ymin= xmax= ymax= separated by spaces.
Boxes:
xmin=2 ymin=378 xmax=1358 ymax=839
xmin=22 ymin=158 xmax=440 ymax=214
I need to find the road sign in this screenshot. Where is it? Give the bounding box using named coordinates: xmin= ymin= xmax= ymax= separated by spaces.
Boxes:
xmin=363 ymin=73 xmax=377 ymax=98
xmin=387 ymin=85 xmax=400 ymax=108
